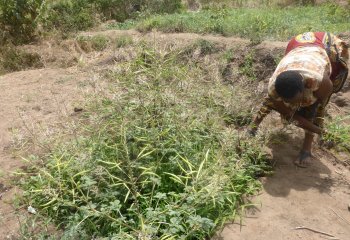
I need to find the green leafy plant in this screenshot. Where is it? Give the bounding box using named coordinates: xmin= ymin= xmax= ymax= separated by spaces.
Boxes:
xmin=323 ymin=116 xmax=350 ymax=151
xmin=90 ymin=35 xmax=110 ymax=51
xmin=21 ymin=43 xmax=270 ymax=239
xmin=239 ymin=51 xmax=256 ymax=81
xmin=0 ymin=0 xmax=44 ymax=44
xmin=40 ymin=0 xmax=95 ymax=35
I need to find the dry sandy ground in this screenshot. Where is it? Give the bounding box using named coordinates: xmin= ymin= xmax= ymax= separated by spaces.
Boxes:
xmin=0 ymin=30 xmax=350 ymax=239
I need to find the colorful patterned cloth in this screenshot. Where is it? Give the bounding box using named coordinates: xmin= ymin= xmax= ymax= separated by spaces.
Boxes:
xmin=268 ymin=46 xmax=331 ymax=109
xmin=253 ymin=32 xmax=349 ymax=131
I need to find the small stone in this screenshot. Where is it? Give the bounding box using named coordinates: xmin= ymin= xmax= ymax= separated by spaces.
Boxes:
xmin=348 ymin=203 xmax=350 ymax=212
xmin=74 ymin=107 xmax=83 ymax=112
xmin=27 ymin=206 xmax=37 ymax=215
xmin=32 ymin=105 xmax=41 ymax=111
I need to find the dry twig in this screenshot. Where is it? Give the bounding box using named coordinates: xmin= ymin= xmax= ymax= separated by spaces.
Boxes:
xmin=294 ymin=226 xmax=336 ymax=238
xmin=329 ymin=207 xmax=350 ymax=226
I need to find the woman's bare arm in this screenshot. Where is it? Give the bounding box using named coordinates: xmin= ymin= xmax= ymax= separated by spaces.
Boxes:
xmin=267 ymin=100 xmax=323 ymax=134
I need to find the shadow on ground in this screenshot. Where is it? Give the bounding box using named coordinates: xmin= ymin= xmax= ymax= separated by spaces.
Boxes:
xmin=263 ymin=131 xmax=333 ymax=197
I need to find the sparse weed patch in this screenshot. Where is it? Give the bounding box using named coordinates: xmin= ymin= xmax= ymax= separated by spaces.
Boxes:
xmin=323 ymin=116 xmax=350 ymax=151
xmin=0 ymin=45 xmax=43 ymax=74
xmin=115 ymin=34 xmax=133 ymax=48
xmin=178 ymin=39 xmax=220 ymax=62
xmin=20 ymin=43 xmax=270 ymax=239
xmin=77 ymin=35 xmax=110 ymax=52
xmin=90 ymin=35 xmax=110 ymax=51
xmin=239 ymin=51 xmax=256 ymax=81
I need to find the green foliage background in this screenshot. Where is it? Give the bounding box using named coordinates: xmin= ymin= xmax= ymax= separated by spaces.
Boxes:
xmin=0 ymin=0 xmax=183 ymax=44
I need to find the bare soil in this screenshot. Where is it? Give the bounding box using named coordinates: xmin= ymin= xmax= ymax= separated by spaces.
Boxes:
xmin=0 ymin=30 xmax=349 ymax=240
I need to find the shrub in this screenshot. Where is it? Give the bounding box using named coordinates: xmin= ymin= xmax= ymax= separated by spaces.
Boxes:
xmin=239 ymin=51 xmax=256 ymax=81
xmin=0 ymin=0 xmax=44 ymax=44
xmin=90 ymin=0 xmax=140 ymax=22
xmin=143 ymin=0 xmax=183 ymax=14
xmin=40 ymin=0 xmax=95 ymax=35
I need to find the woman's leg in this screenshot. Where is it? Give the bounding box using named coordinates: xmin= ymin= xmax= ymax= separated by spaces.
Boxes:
xmin=294 ymin=103 xmax=318 ymax=167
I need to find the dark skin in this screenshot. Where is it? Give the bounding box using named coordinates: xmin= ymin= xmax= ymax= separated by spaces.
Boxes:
xmin=250 ymin=76 xmax=333 ymax=167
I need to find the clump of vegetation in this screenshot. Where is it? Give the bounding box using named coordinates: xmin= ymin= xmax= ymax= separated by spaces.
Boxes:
xmin=21 ymin=43 xmax=270 ymax=239
xmin=90 ymin=35 xmax=110 ymax=51
xmin=0 ymin=46 xmax=43 ymax=74
xmin=0 ymin=0 xmax=185 ymax=44
xmin=239 ymin=51 xmax=256 ymax=81
xmin=179 ymin=39 xmax=220 ymax=61
xmin=0 ymin=0 xmax=44 ymax=44
xmin=40 ymin=0 xmax=95 ymax=36
xmin=142 ymin=0 xmax=183 ymax=15
xmin=223 ymin=111 xmax=253 ymax=127
xmin=199 ymin=0 xmax=318 ymax=8
xmin=323 ymin=116 xmax=350 ymax=151
xmin=77 ymin=35 xmax=110 ymax=52
xmin=115 ymin=34 xmax=133 ymax=48
xmin=2 ymin=0 xmax=349 ymax=44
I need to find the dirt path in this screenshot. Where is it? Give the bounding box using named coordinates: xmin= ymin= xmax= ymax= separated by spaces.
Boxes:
xmin=0 ymin=30 xmax=349 ymax=239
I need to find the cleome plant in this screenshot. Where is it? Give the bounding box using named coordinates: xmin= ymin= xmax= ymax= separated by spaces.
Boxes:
xmin=21 ymin=42 xmax=271 ymax=239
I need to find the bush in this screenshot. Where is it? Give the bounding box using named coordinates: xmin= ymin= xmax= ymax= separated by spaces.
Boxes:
xmin=40 ymin=0 xmax=95 ymax=35
xmin=0 ymin=0 xmax=184 ymax=44
xmin=143 ymin=0 xmax=183 ymax=14
xmin=91 ymin=0 xmax=140 ymax=22
xmin=0 ymin=0 xmax=44 ymax=44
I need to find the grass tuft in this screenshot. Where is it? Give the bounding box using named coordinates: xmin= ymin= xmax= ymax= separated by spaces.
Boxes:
xmin=77 ymin=35 xmax=110 ymax=52
xmin=115 ymin=34 xmax=134 ymax=48
xmin=323 ymin=116 xmax=350 ymax=151
xmin=0 ymin=45 xmax=43 ymax=74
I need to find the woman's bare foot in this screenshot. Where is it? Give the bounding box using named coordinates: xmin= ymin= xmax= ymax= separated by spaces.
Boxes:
xmin=294 ymin=150 xmax=312 ymax=168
